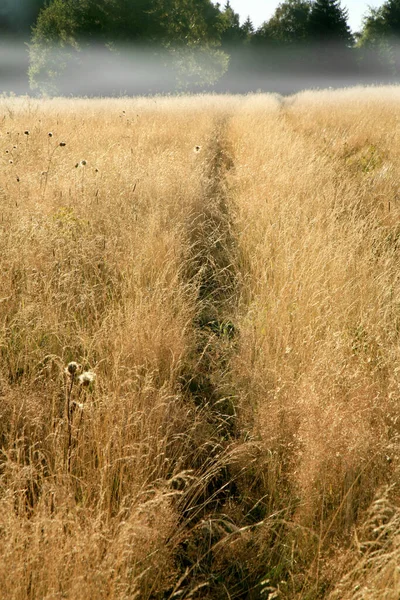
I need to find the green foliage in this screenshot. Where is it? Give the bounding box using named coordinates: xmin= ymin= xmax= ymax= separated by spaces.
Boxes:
xmin=219 ymin=1 xmax=245 ymax=47
xmin=240 ymin=16 xmax=255 ymax=46
xmin=260 ymin=0 xmax=312 ymax=45
xmin=254 ymin=0 xmax=352 ymax=47
xmin=151 ymin=0 xmax=222 ymax=47
xmin=358 ymin=0 xmax=400 ymax=53
xmin=168 ymin=46 xmax=229 ymax=89
xmin=22 ymin=0 xmax=400 ymax=94
xmin=29 ymin=0 xmax=229 ymax=93
xmin=28 ymin=0 xmax=80 ymax=94
xmin=379 ymin=0 xmax=400 ymax=37
xmin=357 ymin=1 xmax=400 ymax=76
xmin=247 ymin=0 xmax=355 ymax=81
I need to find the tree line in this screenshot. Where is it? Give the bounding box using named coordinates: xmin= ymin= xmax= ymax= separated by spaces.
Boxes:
xmin=2 ymin=0 xmax=400 ymax=94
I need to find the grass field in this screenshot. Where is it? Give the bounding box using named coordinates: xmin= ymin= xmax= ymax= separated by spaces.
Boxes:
xmin=1 ymin=87 xmax=400 ymax=599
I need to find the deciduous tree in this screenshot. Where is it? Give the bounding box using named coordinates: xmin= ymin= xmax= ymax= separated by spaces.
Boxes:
xmin=262 ymin=0 xmax=312 ymax=45
xmin=29 ymin=0 xmax=228 ymax=93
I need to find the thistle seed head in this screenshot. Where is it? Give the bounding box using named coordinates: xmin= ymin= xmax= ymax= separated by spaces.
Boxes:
xmin=65 ymin=361 xmax=81 ymax=377
xmin=78 ymin=371 xmax=96 ymax=387
xmin=72 ymin=401 xmax=84 ymax=410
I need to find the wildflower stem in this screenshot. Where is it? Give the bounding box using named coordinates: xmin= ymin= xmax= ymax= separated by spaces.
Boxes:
xmin=42 ymin=144 xmax=60 ymax=201
xmin=66 ymin=375 xmax=74 ymax=472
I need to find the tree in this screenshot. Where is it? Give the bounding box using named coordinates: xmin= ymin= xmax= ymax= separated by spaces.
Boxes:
xmin=242 ymin=16 xmax=254 ymax=39
xmin=29 ymin=0 xmax=229 ymax=94
xmin=358 ymin=1 xmax=400 ymax=43
xmin=357 ymin=1 xmax=400 ymax=77
xmin=248 ymin=0 xmax=313 ymax=83
xmin=379 ymin=0 xmax=400 ymax=36
xmin=308 ymin=0 xmax=353 ymax=45
xmin=306 ymin=0 xmax=356 ymax=76
xmin=261 ymin=0 xmax=312 ymax=45
xmin=219 ymin=1 xmax=245 ymax=47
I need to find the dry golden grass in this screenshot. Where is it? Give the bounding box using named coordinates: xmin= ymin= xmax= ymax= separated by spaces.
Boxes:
xmin=2 ymin=88 xmax=400 ymax=599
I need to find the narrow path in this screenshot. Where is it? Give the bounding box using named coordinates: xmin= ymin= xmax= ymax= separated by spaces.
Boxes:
xmin=169 ymin=117 xmax=266 ymax=599
xmin=183 ymin=115 xmax=238 ymax=434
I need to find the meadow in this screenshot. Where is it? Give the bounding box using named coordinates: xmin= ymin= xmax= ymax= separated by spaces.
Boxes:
xmin=1 ymin=87 xmax=400 ymax=599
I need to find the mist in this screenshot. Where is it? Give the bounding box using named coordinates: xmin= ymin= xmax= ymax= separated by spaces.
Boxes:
xmin=1 ymin=38 xmax=400 ymax=97
xmin=0 ymin=39 xmax=30 ymax=95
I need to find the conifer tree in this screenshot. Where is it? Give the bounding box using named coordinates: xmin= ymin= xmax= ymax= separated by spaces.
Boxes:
xmin=219 ymin=1 xmax=245 ymax=46
xmin=242 ymin=16 xmax=254 ymax=38
xmin=381 ymin=0 xmax=400 ymax=36
xmin=308 ymin=0 xmax=353 ymax=44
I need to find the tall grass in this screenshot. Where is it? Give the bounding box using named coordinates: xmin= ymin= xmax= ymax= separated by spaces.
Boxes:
xmin=1 ymin=89 xmax=400 ymax=598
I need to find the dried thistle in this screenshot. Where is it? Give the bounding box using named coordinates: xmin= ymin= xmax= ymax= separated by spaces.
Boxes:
xmin=78 ymin=371 xmax=96 ymax=387
xmin=65 ymin=361 xmax=81 ymax=377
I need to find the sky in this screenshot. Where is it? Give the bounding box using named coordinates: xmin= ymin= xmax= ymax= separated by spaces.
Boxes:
xmin=226 ymin=0 xmax=381 ymax=33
